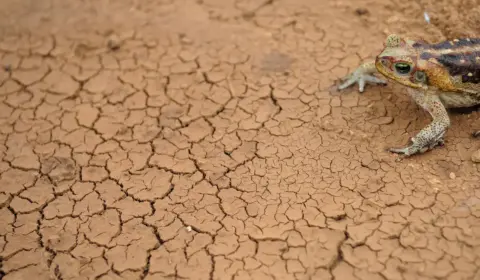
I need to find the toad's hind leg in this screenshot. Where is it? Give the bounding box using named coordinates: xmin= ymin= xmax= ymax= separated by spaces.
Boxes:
xmin=389 ymin=90 xmax=451 ymax=156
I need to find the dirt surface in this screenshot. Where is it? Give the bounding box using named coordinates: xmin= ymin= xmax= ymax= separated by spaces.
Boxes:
xmin=0 ymin=0 xmax=479 ymax=279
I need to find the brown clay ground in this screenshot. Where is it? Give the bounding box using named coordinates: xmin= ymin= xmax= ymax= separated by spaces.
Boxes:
xmin=0 ymin=0 xmax=480 ymax=279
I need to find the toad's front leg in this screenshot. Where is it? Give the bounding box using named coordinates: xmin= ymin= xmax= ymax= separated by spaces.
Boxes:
xmin=389 ymin=91 xmax=450 ymax=156
xmin=338 ymin=60 xmax=388 ymax=93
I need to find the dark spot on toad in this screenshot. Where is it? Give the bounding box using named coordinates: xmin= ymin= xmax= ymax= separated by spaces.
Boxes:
xmin=434 ymin=52 xmax=480 ymax=83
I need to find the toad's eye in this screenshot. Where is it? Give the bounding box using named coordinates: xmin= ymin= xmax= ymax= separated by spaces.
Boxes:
xmin=394 ymin=63 xmax=412 ymax=74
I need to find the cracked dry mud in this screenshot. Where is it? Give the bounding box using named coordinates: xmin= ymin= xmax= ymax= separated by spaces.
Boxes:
xmin=0 ymin=0 xmax=479 ymax=279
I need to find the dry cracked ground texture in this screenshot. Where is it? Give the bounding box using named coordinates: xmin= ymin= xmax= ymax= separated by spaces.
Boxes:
xmin=0 ymin=0 xmax=479 ymax=280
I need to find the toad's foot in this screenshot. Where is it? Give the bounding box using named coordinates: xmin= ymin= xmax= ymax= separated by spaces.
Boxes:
xmin=388 ymin=133 xmax=445 ymax=157
xmin=337 ymin=61 xmax=388 ymax=93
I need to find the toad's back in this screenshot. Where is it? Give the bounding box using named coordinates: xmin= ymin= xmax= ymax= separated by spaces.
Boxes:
xmin=413 ymin=38 xmax=480 ymax=97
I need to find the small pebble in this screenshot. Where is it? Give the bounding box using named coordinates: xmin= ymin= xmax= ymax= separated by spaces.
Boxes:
xmin=472 ymin=150 xmax=480 ymax=163
xmin=186 ymin=226 xmax=192 ymax=232
xmin=449 ymin=172 xmax=456 ymax=179
xmin=179 ymin=33 xmax=193 ymax=45
xmin=107 ymin=35 xmax=122 ymax=51
xmin=423 ymin=11 xmax=431 ymax=24
xmin=355 ymin=8 xmax=369 ymax=16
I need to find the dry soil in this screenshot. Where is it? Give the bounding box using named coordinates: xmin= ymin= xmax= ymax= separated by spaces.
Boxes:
xmin=0 ymin=0 xmax=480 ymax=280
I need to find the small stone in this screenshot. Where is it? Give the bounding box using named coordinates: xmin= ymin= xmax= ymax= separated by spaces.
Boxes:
xmin=355 ymin=8 xmax=369 ymax=16
xmin=449 ymin=172 xmax=456 ymax=179
xmin=186 ymin=226 xmax=192 ymax=232
xmin=107 ymin=35 xmax=122 ymax=51
xmin=472 ymin=150 xmax=480 ymax=163
xmin=179 ymin=33 xmax=193 ymax=45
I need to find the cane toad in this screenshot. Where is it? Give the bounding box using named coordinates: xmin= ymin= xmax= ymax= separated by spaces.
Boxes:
xmin=338 ymin=34 xmax=480 ymax=156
